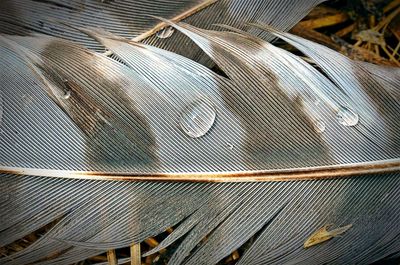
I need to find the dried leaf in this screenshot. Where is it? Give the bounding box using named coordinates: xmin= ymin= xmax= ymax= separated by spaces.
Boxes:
xmin=304 ymin=224 xmax=353 ymax=248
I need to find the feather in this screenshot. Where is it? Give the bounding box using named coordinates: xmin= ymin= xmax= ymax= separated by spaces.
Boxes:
xmin=2 ymin=174 xmax=400 ymax=264
xmin=2 ymin=21 xmax=400 ymax=176
xmin=0 ymin=0 xmax=325 ymax=63
xmin=1 ymin=1 xmax=400 ymax=265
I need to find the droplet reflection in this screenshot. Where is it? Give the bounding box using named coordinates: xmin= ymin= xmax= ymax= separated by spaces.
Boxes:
xmin=336 ymin=107 xmax=359 ymax=127
xmin=179 ymin=98 xmax=216 ymax=138
xmin=156 ymin=27 xmax=175 ymax=39
xmin=63 ymin=90 xmax=71 ymax=100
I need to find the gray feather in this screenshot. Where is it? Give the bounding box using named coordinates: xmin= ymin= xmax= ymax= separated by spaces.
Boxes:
xmin=1 ymin=1 xmax=400 ymax=265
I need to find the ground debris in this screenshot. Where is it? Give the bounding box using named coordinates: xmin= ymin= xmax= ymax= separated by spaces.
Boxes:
xmin=304 ymin=224 xmax=353 ymax=248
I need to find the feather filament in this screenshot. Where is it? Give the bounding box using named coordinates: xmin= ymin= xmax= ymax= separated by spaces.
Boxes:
xmin=0 ymin=0 xmax=325 ymax=63
xmin=1 ymin=4 xmax=400 ymax=265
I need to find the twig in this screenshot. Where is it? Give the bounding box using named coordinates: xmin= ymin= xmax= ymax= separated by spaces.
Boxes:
xmin=391 ymin=42 xmax=400 ymax=57
xmin=131 ymin=0 xmax=218 ymax=42
xmin=290 ymin=25 xmax=342 ymax=50
xmin=335 ymin=23 xmax=356 ymax=37
xmin=374 ymin=6 xmax=400 ymax=31
xmin=297 ymin=13 xmax=348 ymax=29
xmin=381 ymin=45 xmax=400 ymax=65
xmin=384 ymin=0 xmax=400 ymax=13
xmin=130 ymin=243 xmax=141 ymax=265
xmin=107 ymin=250 xmax=118 ymax=265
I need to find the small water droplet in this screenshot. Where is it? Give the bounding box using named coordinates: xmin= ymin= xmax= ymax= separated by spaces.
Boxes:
xmin=179 ymin=98 xmax=216 ymax=138
xmin=313 ymin=120 xmax=326 ymax=133
xmin=156 ymin=27 xmax=175 ymax=39
xmin=62 ymin=80 xmax=72 ymax=99
xmin=21 ymin=94 xmax=33 ymax=109
xmin=62 ymin=90 xmax=71 ymax=100
xmin=336 ymin=107 xmax=359 ymax=127
xmin=227 ymin=142 xmax=234 ymax=150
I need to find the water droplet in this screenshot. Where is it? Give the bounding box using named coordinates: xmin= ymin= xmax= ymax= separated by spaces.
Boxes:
xmin=227 ymin=142 xmax=234 ymax=150
xmin=179 ymin=98 xmax=216 ymax=138
xmin=156 ymin=27 xmax=175 ymax=39
xmin=336 ymin=107 xmax=359 ymax=127
xmin=62 ymin=90 xmax=71 ymax=100
xmin=21 ymin=94 xmax=33 ymax=109
xmin=313 ymin=120 xmax=326 ymax=133
xmin=62 ymin=79 xmax=72 ymax=99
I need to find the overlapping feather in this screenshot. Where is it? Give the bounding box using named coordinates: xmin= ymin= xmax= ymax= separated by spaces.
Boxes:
xmin=0 ymin=0 xmax=325 ymax=63
xmin=1 ymin=1 xmax=400 ymax=265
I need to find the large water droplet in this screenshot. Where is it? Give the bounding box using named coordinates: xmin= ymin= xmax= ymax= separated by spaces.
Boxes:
xmin=336 ymin=107 xmax=359 ymax=127
xmin=313 ymin=120 xmax=326 ymax=133
xmin=156 ymin=27 xmax=175 ymax=39
xmin=179 ymin=98 xmax=216 ymax=138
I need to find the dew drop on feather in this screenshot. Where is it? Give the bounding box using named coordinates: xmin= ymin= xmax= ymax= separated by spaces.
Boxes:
xmin=179 ymin=98 xmax=216 ymax=138
xmin=336 ymin=107 xmax=359 ymax=127
xmin=62 ymin=90 xmax=71 ymax=100
xmin=156 ymin=27 xmax=175 ymax=39
xmin=227 ymin=142 xmax=235 ymax=150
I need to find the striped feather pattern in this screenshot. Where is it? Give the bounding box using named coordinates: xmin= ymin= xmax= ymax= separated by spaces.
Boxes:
xmin=1 ymin=24 xmax=399 ymax=176
xmin=1 ymin=2 xmax=400 ymax=265
xmin=0 ymin=0 xmax=325 ymax=62
xmin=1 ymin=173 xmax=400 ymax=264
